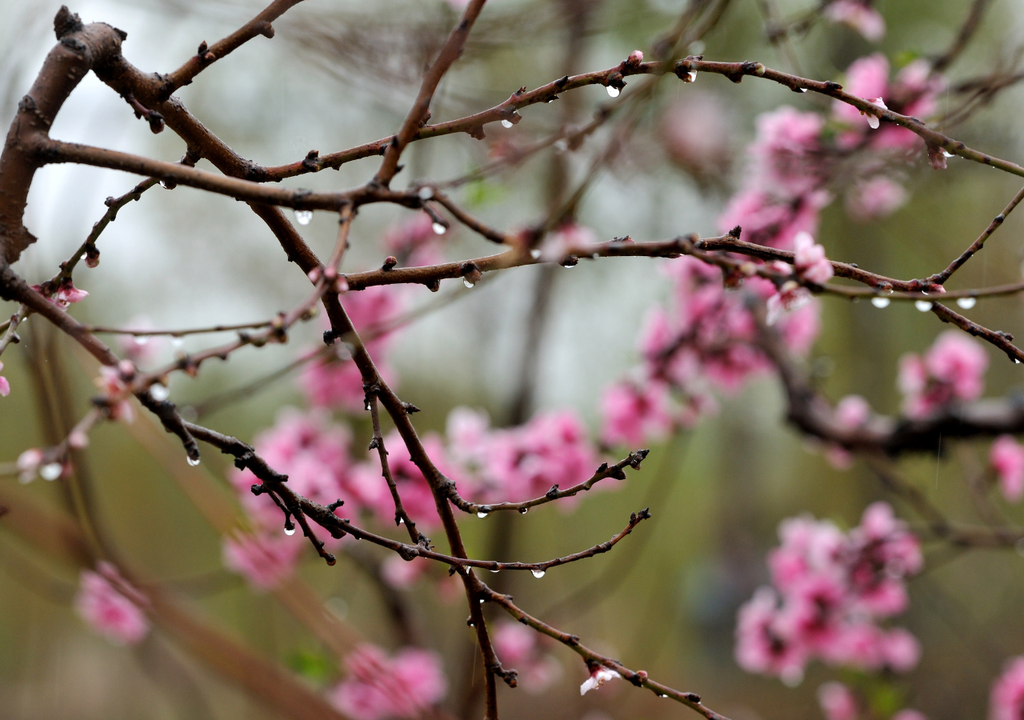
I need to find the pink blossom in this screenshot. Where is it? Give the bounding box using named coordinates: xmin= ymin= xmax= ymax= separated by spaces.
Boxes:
xmin=880 ymin=627 xmax=921 ymax=672
xmin=836 ymin=395 xmax=871 ymax=427
xmin=17 ymin=447 xmax=44 ymax=482
xmin=330 ymin=644 xmax=447 ymax=720
xmin=899 ymin=331 xmax=988 ymax=418
xmin=749 ymin=107 xmax=826 ymax=198
xmin=222 ymin=531 xmax=303 ymax=590
xmin=230 ymin=409 xmax=358 ymax=531
xmin=778 ymin=300 xmax=821 ymax=356
xmin=661 ymin=92 xmax=734 ymax=183
xmin=300 ymin=286 xmax=403 ymax=412
xmin=354 ymin=432 xmax=462 ymax=530
xmin=32 ymin=280 xmax=89 ymax=309
xmin=990 ymin=435 xmax=1024 ymax=502
xmin=118 ymin=316 xmax=164 ymax=366
xmin=735 ymin=586 xmax=808 ymax=683
xmin=494 ymin=622 xmax=562 ymax=694
xmin=991 ymin=656 xmax=1024 ymax=720
xmin=766 ymin=282 xmax=811 ymax=326
xmin=793 ymin=232 xmax=834 ymax=285
xmin=892 ymin=711 xmax=928 ymax=720
xmin=381 ymin=556 xmax=431 ymax=589
xmin=0 ymin=361 xmax=9 ymax=397
xmin=718 ymin=188 xmax=830 ymax=251
xmin=74 ymin=562 xmax=149 ymax=646
xmin=600 ymin=380 xmax=674 ymax=447
xmin=817 ymin=681 xmax=860 ymax=720
xmin=834 ymin=55 xmax=889 ymax=126
xmin=580 ymin=666 xmax=621 ymax=695
xmin=95 ymin=366 xmax=135 ymax=423
xmin=845 ymin=177 xmax=909 ymax=222
xmin=825 ymin=1 xmax=885 ymax=41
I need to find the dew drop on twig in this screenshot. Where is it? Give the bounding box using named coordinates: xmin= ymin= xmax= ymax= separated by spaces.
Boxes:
xmin=501 ymin=119 xmax=513 ymax=129
xmin=284 ymin=526 xmax=296 ymax=536
xmin=463 ymin=278 xmax=475 ymax=289
xmin=187 ymin=456 xmax=201 ymax=467
xmin=518 ymin=507 xmax=528 ymax=514
xmin=531 ymin=569 xmax=546 ymax=579
xmin=956 ymin=297 xmax=977 ymax=309
xmin=40 ymin=463 xmax=62 ymax=481
xmin=149 ymin=384 xmax=170 ymax=401
xmin=530 ymin=249 xmax=542 ymax=259
xmin=432 ymin=222 xmax=447 ymax=235
xmin=606 ymin=86 xmax=620 ymax=98
xmin=914 ymin=300 xmax=933 ymax=312
xmin=477 ymin=511 xmax=489 ymax=519
xmin=870 ymin=297 xmax=890 ymax=308
xmin=417 ymin=186 xmax=434 ymax=200
xmin=294 ymin=209 xmax=313 ymax=225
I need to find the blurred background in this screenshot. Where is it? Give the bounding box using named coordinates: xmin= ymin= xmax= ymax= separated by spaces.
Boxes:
xmin=2 ymin=0 xmax=1024 ymax=718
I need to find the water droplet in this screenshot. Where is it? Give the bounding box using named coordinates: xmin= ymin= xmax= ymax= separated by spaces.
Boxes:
xmin=606 ymin=86 xmax=620 ymax=98
xmin=531 ymin=569 xmax=546 ymax=579
xmin=477 ymin=511 xmax=489 ymax=519
xmin=518 ymin=507 xmax=528 ymax=514
xmin=417 ymin=186 xmax=434 ymax=200
xmin=40 ymin=463 xmax=62 ymax=481
xmin=135 ymin=336 xmax=149 ymax=345
xmin=685 ymin=71 xmax=697 ymax=83
xmin=942 ymin=150 xmax=954 ymax=158
xmin=160 ymin=180 xmax=172 ymax=189
xmin=294 ymin=209 xmax=313 ymax=225
xmin=284 ymin=525 xmax=296 ymax=536
xmin=1016 ymin=358 xmax=1022 ymax=365
xmin=398 ymin=517 xmax=405 ymax=524
xmin=463 ymin=278 xmax=475 ymax=289
xmin=187 ymin=456 xmax=201 ymax=467
xmin=658 ymin=694 xmax=667 ymax=699
xmin=553 ymin=139 xmax=569 ymax=153
xmin=149 ymin=384 xmax=170 ymax=401
xmin=956 ymin=297 xmax=977 ymax=309
xmin=490 ymin=568 xmax=500 ymax=573
xmin=915 ymin=300 xmax=933 ymax=312
xmin=501 ymin=119 xmax=513 ymax=129
xmin=796 ymin=87 xmax=806 ymax=93
xmin=171 ymin=336 xmax=184 ymax=348
xmin=867 ymin=115 xmax=879 ymax=129
xmin=529 ymin=249 xmax=541 ymax=259
xmin=432 ymin=222 xmax=447 ymax=235
xmin=870 ymin=297 xmax=890 ymax=308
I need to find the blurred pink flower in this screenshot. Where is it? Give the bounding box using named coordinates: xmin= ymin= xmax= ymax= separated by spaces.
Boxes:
xmin=493 ymin=622 xmax=562 ymax=694
xmin=95 ymin=366 xmax=135 ymax=423
xmin=991 ymin=656 xmax=1024 ymax=720
xmin=383 ymin=213 xmax=443 ymax=266
xmin=834 ymin=54 xmax=889 ymax=126
xmin=223 ymin=531 xmax=303 ymax=590
xmin=991 ymin=435 xmax=1024 ymax=502
xmin=793 ymin=232 xmax=834 ymax=285
xmin=892 ymin=711 xmax=928 ymax=720
xmin=718 ymin=188 xmax=830 ymax=251
xmin=0 ymin=361 xmax=9 ymax=397
xmin=824 ymin=1 xmax=885 ymax=41
xmin=661 ymin=92 xmax=734 ymax=183
xmin=600 ymin=380 xmax=674 ymax=447
xmin=74 ymin=562 xmax=149 ymax=646
xmin=330 ymin=644 xmax=447 ymax=720
xmin=898 ymin=331 xmax=988 ymax=419
xmin=817 ymin=681 xmax=860 ymax=720
xmin=845 ymin=176 xmax=908 ymax=222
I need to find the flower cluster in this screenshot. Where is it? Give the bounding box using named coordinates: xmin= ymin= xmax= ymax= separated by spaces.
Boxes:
xmin=601 ymin=255 xmax=820 ymax=445
xmin=990 ymin=436 xmax=1024 ymax=503
xmin=898 ymin=331 xmax=988 ymax=419
xmin=74 ymin=562 xmax=149 ymax=646
xmin=719 ymin=106 xmax=830 ymax=250
xmin=492 ymin=621 xmax=562 ymax=694
xmin=817 ymin=681 xmax=926 ymax=720
xmin=300 ymin=286 xmax=404 ymax=413
xmin=224 ymin=409 xmax=358 ymax=588
xmin=735 ymin=503 xmax=923 ymax=685
xmin=329 ymin=643 xmax=447 ymax=720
